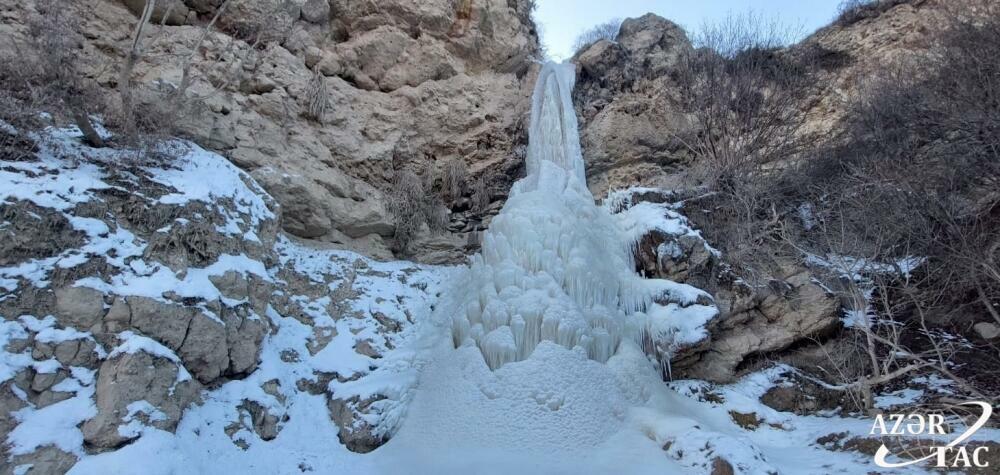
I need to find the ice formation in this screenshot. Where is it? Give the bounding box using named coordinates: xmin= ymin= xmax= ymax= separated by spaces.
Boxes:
xmin=436 ymin=62 xmax=699 ymax=371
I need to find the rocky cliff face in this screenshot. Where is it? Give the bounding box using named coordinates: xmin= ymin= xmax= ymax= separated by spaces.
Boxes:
xmin=0 ymin=125 xmax=444 ymax=469
xmin=572 ymin=14 xmax=695 ymax=197
xmin=0 ymin=0 xmax=541 ymax=264
xmin=570 ymin=1 xmax=976 ymax=382
xmin=571 ymin=0 xmax=971 ymax=198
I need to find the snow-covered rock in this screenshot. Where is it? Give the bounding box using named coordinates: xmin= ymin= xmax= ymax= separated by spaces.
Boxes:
xmin=611 ymin=187 xmax=842 ymax=383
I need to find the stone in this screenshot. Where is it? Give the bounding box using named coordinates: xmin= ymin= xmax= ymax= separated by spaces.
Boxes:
xmin=30 ymin=370 xmax=67 ymax=393
xmin=300 ymin=0 xmax=329 ymax=23
xmin=353 ymin=339 xmax=380 ymax=359
xmin=0 ymin=381 xmax=27 ymax=441
xmin=54 ymin=286 xmax=106 ymax=330
xmin=327 ymin=396 xmax=386 ymax=453
xmin=217 ymin=0 xmax=300 ymax=43
xmin=104 ymin=297 xmax=132 ymax=332
xmin=35 ymin=389 xmax=74 ymax=408
xmin=52 ymin=340 xmax=80 ymax=366
xmin=6 ymin=446 xmax=77 ymax=475
xmin=710 ymin=457 xmax=735 ymax=475
xmin=223 ymin=306 xmax=269 ymax=376
xmin=178 ymin=313 xmax=230 ymax=384
xmin=127 ymin=296 xmax=196 ymax=351
xmin=974 ymin=322 xmax=1000 ymax=340
xmin=82 ymin=352 xmax=201 ymax=449
xmin=238 ymin=399 xmax=282 ymax=441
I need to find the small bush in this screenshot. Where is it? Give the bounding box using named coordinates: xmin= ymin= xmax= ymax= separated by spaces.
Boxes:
xmin=471 ymin=176 xmax=492 ymax=214
xmin=572 ymin=18 xmax=622 ymax=54
xmin=440 ymin=160 xmax=469 ymax=203
xmin=304 ymin=69 xmax=330 ymax=123
xmin=387 ymin=170 xmax=448 ymax=252
xmin=24 ymin=0 xmax=107 ymax=148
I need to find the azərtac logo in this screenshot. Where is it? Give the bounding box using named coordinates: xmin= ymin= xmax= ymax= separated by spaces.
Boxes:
xmin=870 ymin=401 xmax=993 ymax=469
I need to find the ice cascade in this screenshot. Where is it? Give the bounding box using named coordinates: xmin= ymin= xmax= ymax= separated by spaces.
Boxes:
xmin=435 ymin=62 xmax=685 ymax=370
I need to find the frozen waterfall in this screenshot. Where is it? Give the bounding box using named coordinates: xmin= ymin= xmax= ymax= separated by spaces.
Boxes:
xmin=382 ymin=63 xmax=720 ymax=469
xmin=437 ymin=62 xmax=670 ymax=370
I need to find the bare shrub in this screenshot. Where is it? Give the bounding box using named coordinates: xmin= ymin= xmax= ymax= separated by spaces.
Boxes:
xmin=117 ymin=0 xmax=159 ymax=143
xmin=779 ymin=3 xmax=1000 ymax=402
xmin=471 ymin=175 xmax=492 ymax=214
xmin=24 ymin=0 xmax=106 ymax=148
xmin=440 ymin=160 xmax=469 ymax=203
xmin=674 ymin=12 xmax=815 ymax=282
xmin=175 ymin=0 xmax=231 ymax=102
xmin=304 ymin=68 xmax=330 ymax=123
xmin=387 ymin=170 xmax=448 ymax=252
xmin=572 ymin=18 xmax=622 ymax=54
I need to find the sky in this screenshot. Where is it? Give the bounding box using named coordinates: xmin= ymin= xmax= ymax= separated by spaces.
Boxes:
xmin=534 ymin=0 xmax=846 ymax=60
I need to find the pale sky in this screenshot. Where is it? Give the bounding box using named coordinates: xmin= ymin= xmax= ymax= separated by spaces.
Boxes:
xmin=534 ymin=0 xmax=846 ymax=60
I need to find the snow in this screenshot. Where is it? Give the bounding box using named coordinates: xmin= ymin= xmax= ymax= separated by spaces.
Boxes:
xmin=148 ymin=141 xmax=274 ymax=234
xmin=117 ymin=401 xmax=169 ymax=439
xmin=68 ymin=235 xmax=445 ymax=474
xmin=78 ymin=253 xmax=270 ymax=306
xmin=109 ymin=331 xmax=192 ymax=382
xmin=6 ymin=368 xmax=97 ymax=457
xmin=0 ymin=319 xmax=32 ymax=382
xmin=0 ymin=119 xmax=16 ymax=134
xmin=0 ymin=125 xmax=273 ymax=296
xmin=805 ymin=252 xmax=925 ymax=282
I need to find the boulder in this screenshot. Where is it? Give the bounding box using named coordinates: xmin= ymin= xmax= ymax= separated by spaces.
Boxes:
xmin=223 ymin=306 xmax=269 ymax=375
xmin=6 ymin=446 xmax=77 ymax=475
xmin=621 ymin=189 xmax=842 ymax=383
xmin=974 ymin=322 xmax=1000 ymax=340
xmin=327 ymin=395 xmax=386 ymax=453
xmin=54 ymin=286 xmax=106 ymax=330
xmin=675 ymin=268 xmax=841 ymax=382
xmin=178 ymin=313 xmax=230 ymax=383
xmin=82 ymin=352 xmax=201 ymax=449
xmin=300 ymin=0 xmax=330 ymax=24
xmin=127 ymin=296 xmax=196 ymax=351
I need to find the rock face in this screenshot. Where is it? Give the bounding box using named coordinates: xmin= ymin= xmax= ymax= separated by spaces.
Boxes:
xmin=0 ymin=0 xmax=541 ymax=263
xmin=571 ymin=1 xmax=977 ymax=380
xmin=0 ymin=125 xmax=448 ymax=467
xmin=617 ymin=189 xmax=841 ymax=383
xmin=572 ymin=1 xmax=972 ymax=197
xmin=0 ymin=129 xmax=282 ymax=466
xmin=572 ymin=14 xmax=696 ymax=197
xmin=81 ymin=351 xmax=203 ymax=449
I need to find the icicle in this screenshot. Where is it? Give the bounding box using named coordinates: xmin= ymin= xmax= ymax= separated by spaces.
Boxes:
xmin=481 ymin=327 xmax=517 ymax=371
